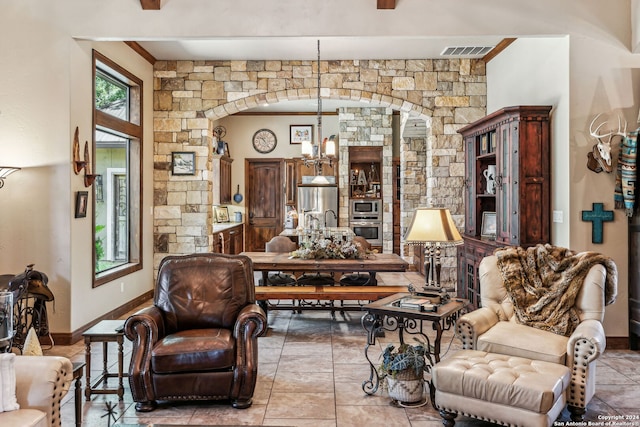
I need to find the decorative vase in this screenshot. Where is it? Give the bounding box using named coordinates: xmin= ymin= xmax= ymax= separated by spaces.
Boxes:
xmin=483 ymin=164 xmax=496 ymax=194
xmin=385 ymin=369 xmax=425 ymax=403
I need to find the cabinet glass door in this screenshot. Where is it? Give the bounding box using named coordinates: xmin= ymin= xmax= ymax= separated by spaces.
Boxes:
xmin=497 ymin=125 xmax=511 ymax=242
xmin=465 ymin=136 xmax=476 ymax=235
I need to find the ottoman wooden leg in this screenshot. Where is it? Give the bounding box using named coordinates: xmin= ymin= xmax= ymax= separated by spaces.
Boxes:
xmin=439 ymin=409 xmax=457 ymax=427
xmin=568 ymin=405 xmax=586 ymax=421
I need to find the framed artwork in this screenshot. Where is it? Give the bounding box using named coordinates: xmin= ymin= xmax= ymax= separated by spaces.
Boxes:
xmin=171 ymin=152 xmax=196 ymax=175
xmin=290 ymin=125 xmax=313 ymax=145
xmin=75 ymin=191 xmax=88 ymax=218
xmin=481 ymin=211 xmax=497 ymax=240
xmin=479 ymin=134 xmax=488 ymax=155
xmin=489 ymin=131 xmax=497 ymax=153
xmin=215 ymin=206 xmax=230 ymax=223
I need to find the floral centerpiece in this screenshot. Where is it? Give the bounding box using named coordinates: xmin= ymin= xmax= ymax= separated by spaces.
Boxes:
xmin=290 ymin=238 xmax=367 ymax=260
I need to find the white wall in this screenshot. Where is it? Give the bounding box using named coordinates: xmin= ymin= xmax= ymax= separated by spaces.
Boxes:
xmin=487 ymin=35 xmax=639 ymax=338
xmin=69 ymin=41 xmax=155 ymax=329
xmin=218 ymin=114 xmax=339 ymax=218
xmin=0 ymin=3 xmax=155 ymax=333
xmin=487 ymin=37 xmax=571 ymax=246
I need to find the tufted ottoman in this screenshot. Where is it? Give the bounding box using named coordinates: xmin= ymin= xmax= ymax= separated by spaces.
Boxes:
xmin=432 ymin=350 xmax=570 ymax=427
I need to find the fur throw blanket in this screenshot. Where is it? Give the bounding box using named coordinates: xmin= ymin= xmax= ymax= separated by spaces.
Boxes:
xmin=495 ymin=244 xmax=617 ymax=337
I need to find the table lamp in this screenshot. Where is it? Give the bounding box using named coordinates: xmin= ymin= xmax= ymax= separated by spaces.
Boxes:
xmin=403 ymin=208 xmax=463 ymax=303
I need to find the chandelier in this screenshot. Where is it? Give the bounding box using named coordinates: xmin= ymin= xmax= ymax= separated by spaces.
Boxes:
xmin=302 ymin=40 xmax=336 ymax=176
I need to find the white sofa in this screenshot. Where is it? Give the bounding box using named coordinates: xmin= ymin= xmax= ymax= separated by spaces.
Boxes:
xmin=1 ymin=355 xmax=73 ymax=427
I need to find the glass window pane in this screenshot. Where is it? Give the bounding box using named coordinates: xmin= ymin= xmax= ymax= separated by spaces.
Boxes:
xmin=93 ymin=50 xmax=142 ymax=286
xmin=94 ymin=130 xmax=129 ymax=274
xmin=95 ymin=71 xmax=128 ymax=120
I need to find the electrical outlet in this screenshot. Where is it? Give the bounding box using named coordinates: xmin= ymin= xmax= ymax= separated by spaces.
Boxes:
xmin=120 ymin=282 xmax=124 ymax=293
xmin=553 ymin=210 xmax=563 ymax=223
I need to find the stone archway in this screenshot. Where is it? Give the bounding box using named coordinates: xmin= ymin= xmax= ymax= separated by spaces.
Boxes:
xmin=152 ymin=57 xmax=486 ymax=281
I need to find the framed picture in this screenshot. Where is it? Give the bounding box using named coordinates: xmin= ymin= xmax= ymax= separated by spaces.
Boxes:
xmin=215 ymin=206 xmax=230 ymax=223
xmin=171 ymin=152 xmax=196 ymax=175
xmin=75 ymin=191 xmax=88 ymax=218
xmin=290 ymin=125 xmax=313 ymax=145
xmin=481 ymin=211 xmax=497 ymax=240
xmin=224 ymin=142 xmax=230 ymax=157
xmin=479 ymin=134 xmax=488 ymax=155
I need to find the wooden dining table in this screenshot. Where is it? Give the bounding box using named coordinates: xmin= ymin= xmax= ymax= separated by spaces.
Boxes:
xmin=240 ymin=252 xmax=410 ymax=313
xmin=240 ymin=252 xmax=409 ymax=285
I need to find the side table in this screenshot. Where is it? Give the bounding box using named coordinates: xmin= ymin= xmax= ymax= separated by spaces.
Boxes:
xmin=360 ymin=293 xmax=468 ymax=396
xmin=83 ymin=319 xmax=127 ymax=400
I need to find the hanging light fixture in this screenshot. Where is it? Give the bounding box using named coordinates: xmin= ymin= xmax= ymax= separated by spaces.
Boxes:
xmin=302 ymin=40 xmax=336 ymax=176
xmin=0 ymin=166 xmax=20 ymax=189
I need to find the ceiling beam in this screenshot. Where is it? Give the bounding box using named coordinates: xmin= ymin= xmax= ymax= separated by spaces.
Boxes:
xmin=377 ymin=0 xmax=396 ymax=9
xmin=140 ymin=0 xmax=161 ymax=10
xmin=483 ymin=38 xmax=517 ymax=62
xmin=124 ymin=41 xmax=157 ymax=65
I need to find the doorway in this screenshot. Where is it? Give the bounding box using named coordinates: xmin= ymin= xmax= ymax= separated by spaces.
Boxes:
xmin=245 ymin=159 xmax=283 ymax=252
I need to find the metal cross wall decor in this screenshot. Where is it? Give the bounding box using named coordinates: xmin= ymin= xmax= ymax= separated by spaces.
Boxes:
xmin=581 ymin=202 xmax=614 ymax=244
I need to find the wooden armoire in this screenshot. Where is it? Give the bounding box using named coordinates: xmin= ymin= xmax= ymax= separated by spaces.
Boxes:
xmin=457 ymin=105 xmax=552 ymax=308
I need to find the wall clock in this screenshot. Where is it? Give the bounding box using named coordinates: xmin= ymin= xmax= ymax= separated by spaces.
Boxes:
xmin=252 ymin=129 xmax=277 ymax=154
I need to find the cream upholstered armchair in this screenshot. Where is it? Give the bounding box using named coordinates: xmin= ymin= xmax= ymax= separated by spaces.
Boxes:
xmin=455 ymin=245 xmax=617 ymax=422
xmin=0 ymin=355 xmax=73 ymax=427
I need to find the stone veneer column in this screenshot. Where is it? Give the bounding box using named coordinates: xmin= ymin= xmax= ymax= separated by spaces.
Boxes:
xmin=152 ymin=58 xmax=486 ymax=280
xmin=338 ymin=107 xmax=393 ymax=253
xmin=152 ymin=61 xmax=214 ymax=273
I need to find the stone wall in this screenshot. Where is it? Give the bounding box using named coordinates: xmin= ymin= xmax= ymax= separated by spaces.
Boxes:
xmin=337 ymin=107 xmax=394 ymax=253
xmin=152 ymin=58 xmax=487 ymax=278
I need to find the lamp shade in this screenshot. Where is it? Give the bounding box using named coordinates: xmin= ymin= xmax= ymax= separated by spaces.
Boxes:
xmin=301 ymin=140 xmax=313 ymax=157
xmin=404 ymin=208 xmax=463 ymax=245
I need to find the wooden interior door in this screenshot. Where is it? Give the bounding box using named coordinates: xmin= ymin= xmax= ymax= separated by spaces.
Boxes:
xmin=245 ymin=159 xmax=283 ymax=252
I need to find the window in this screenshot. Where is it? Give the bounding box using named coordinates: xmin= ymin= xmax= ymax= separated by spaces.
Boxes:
xmin=92 ymin=51 xmax=143 ymax=287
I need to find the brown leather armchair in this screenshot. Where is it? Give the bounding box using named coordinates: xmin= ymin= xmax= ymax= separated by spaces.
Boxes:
xmin=124 ymin=253 xmax=267 ymax=412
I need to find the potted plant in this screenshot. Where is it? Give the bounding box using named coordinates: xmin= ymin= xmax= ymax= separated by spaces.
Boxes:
xmin=378 ymin=342 xmax=428 ymax=404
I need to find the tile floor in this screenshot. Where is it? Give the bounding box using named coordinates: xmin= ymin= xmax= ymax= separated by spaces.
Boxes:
xmin=46 ymin=272 xmax=640 ymax=427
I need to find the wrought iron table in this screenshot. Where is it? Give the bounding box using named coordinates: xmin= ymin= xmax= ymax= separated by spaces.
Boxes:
xmin=360 ymin=293 xmax=468 ymax=396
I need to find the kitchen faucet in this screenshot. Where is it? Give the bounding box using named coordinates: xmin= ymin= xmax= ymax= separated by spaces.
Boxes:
xmin=324 ymin=209 xmax=337 ymax=228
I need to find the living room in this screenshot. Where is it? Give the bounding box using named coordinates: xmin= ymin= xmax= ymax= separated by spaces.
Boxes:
xmin=1 ymin=0 xmax=639 ymax=425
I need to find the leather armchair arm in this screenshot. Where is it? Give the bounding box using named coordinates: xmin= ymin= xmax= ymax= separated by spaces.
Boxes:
xmin=567 ymin=319 xmax=605 ymax=365
xmin=124 ymin=305 xmax=165 ymax=404
xmin=455 ymin=307 xmax=499 ymax=349
xmin=231 ymin=303 xmax=267 ymax=403
xmin=565 ymin=319 xmax=605 ymax=410
xmin=234 ymin=303 xmax=268 ymax=340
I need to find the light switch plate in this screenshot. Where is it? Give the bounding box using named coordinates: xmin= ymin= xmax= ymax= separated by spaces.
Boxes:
xmin=553 ymin=210 xmax=563 ymax=223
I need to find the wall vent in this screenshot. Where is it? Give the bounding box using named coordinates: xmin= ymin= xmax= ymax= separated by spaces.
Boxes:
xmin=440 ymin=46 xmax=494 ymax=57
